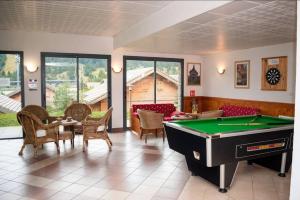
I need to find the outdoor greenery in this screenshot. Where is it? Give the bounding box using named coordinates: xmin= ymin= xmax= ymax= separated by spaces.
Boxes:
xmin=0 ymin=113 xmax=19 ymax=127
xmin=0 ymin=112 xmax=105 ymax=128
xmin=52 ymin=83 xmax=75 ymax=112
xmin=45 ymin=57 xmax=108 ymax=114
xmin=126 ymin=60 xmax=181 ymax=75
xmin=0 ymin=54 xmax=7 ymax=71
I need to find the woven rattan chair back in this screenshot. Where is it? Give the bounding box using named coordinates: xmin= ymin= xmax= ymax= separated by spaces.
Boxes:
xmin=17 ymin=111 xmax=38 ymax=142
xmin=22 ymin=105 xmax=49 ymax=122
xmin=137 ymin=109 xmax=164 ymax=129
xmin=102 ymin=107 xmax=113 ymax=129
xmin=137 ymin=109 xmax=165 ymax=143
xmin=64 ymin=103 xmax=92 ymax=122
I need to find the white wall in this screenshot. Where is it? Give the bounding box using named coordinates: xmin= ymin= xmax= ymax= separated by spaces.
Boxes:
xmin=0 ymin=30 xmax=202 ymax=128
xmin=289 ymin=2 xmax=300 ymax=199
xmin=203 ymin=43 xmax=296 ymax=103
xmin=0 ymin=30 xmax=113 ymax=106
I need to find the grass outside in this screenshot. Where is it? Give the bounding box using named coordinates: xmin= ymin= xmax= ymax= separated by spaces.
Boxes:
xmin=0 ymin=111 xmax=105 ymax=128
xmin=0 ymin=113 xmax=19 ymax=127
xmin=48 ymin=110 xmax=105 ymax=119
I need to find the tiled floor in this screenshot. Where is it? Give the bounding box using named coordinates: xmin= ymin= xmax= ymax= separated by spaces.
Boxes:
xmin=0 ymin=131 xmax=291 ymax=200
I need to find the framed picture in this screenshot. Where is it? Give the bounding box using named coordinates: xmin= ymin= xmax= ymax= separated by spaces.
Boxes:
xmin=187 ymin=63 xmax=201 ymax=85
xmin=234 ymin=60 xmax=250 ymax=88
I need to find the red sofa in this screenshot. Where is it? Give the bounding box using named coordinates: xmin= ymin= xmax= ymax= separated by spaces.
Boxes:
xmin=130 ymin=103 xmax=178 ymax=134
xmin=220 ymin=105 xmax=260 ymax=117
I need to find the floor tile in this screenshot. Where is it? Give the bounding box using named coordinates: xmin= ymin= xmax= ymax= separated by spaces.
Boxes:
xmin=61 ymin=183 xmax=88 ymax=194
xmin=0 ymin=132 xmax=292 ymax=200
xmin=47 ymin=191 xmax=76 ymax=200
xmin=101 ymin=190 xmax=130 ymax=200
xmin=0 ymin=193 xmax=22 ymax=200
xmin=80 ymin=187 xmax=109 ymax=198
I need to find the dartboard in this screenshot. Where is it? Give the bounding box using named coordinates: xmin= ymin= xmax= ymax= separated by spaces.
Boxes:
xmin=266 ymin=68 xmax=281 ymax=85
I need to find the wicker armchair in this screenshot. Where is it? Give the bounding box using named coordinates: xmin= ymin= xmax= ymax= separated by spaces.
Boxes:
xmin=64 ymin=103 xmax=92 ymax=134
xmin=82 ymin=107 xmax=113 ymax=152
xmin=22 ymin=105 xmax=57 ymax=123
xmin=17 ymin=111 xmax=60 ymax=157
xmin=137 ymin=109 xmax=165 ymax=144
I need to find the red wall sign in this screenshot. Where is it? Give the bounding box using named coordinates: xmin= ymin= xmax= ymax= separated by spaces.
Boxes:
xmin=190 ymin=90 xmax=195 ymax=97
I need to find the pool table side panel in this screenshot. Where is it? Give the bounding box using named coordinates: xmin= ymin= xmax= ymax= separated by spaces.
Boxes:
xmin=210 ymin=129 xmax=293 ymax=166
xmin=249 ymin=133 xmax=293 ymax=172
xmin=164 ymin=125 xmax=208 ymax=166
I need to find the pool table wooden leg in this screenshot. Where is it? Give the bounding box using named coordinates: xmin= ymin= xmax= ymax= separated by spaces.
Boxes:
xmin=278 ymin=152 xmax=287 ymax=177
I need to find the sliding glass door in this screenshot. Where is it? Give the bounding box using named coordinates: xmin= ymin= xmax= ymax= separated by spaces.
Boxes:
xmin=123 ymin=56 xmax=184 ymax=128
xmin=41 ymin=53 xmax=111 ymax=119
xmin=0 ymin=51 xmax=24 ymax=139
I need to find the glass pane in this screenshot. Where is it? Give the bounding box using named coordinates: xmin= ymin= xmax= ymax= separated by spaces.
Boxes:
xmin=156 ymin=61 xmax=182 ymax=110
xmin=79 ymin=58 xmax=108 ymax=118
xmin=45 ymin=57 xmax=77 ymax=116
xmin=0 ymin=53 xmax=23 ymax=138
xmin=126 ymin=60 xmax=154 ymax=126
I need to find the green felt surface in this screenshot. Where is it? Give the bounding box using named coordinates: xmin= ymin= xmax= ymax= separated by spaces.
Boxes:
xmin=171 ymin=116 xmax=294 ymax=135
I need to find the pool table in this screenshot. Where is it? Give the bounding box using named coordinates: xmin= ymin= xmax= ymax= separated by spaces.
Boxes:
xmin=164 ymin=115 xmax=294 ymax=193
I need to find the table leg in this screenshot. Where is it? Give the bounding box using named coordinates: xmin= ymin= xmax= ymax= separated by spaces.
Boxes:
xmin=71 ymin=126 xmax=75 ymax=148
xmin=219 ymin=164 xmax=227 ymax=193
xmin=278 ymin=152 xmax=287 ymax=177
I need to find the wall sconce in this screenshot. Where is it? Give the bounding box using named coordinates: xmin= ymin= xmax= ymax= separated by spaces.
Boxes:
xmin=217 ymin=66 xmax=225 ymax=74
xmin=112 ymin=65 xmax=122 ymax=73
xmin=26 ymin=63 xmax=39 ymax=73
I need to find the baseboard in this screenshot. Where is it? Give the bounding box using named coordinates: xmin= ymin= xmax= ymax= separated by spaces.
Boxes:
xmin=111 ymin=127 xmax=126 ymax=133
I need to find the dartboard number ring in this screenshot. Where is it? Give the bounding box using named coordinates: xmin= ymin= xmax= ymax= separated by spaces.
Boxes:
xmin=266 ymin=68 xmax=281 ymax=85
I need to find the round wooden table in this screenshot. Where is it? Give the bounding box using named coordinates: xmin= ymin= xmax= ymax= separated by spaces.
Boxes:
xmin=54 ymin=119 xmax=78 ymax=148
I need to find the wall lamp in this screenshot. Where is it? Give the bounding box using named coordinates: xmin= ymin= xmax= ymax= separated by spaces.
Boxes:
xmin=217 ymin=66 xmax=225 ymax=74
xmin=25 ymin=63 xmax=39 ymax=73
xmin=112 ymin=65 xmax=122 ymax=73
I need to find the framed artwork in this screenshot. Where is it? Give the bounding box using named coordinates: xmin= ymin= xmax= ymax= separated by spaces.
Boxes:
xmin=261 ymin=56 xmax=287 ymax=91
xmin=234 ymin=60 xmax=250 ymax=88
xmin=187 ymin=63 xmax=201 ymax=85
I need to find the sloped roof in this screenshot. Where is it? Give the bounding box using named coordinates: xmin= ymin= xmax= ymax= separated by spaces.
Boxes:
xmin=83 ymin=80 xmax=107 ymax=104
xmin=7 ymin=85 xmax=55 ymax=98
xmin=0 ymin=94 xmax=21 ymax=113
xmin=127 ymin=68 xmax=178 ymax=86
xmin=84 ymin=68 xmax=179 ymax=104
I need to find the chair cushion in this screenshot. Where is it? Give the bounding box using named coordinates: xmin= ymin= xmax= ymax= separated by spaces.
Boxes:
xmin=97 ymin=125 xmax=105 ymax=132
xmin=36 ymin=130 xmax=46 ymax=137
xmin=59 ymin=125 xmax=64 ymax=134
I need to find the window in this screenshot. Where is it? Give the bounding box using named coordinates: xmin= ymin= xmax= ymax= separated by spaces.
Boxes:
xmin=123 ymin=56 xmax=184 ymax=128
xmin=41 ymin=53 xmax=111 ymax=119
xmin=0 ymin=51 xmax=24 ymax=139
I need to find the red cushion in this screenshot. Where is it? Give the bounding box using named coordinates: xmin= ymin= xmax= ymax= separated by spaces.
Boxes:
xmin=132 ymin=104 xmax=176 ymax=117
xmin=163 ymin=116 xmax=173 ymax=121
xmin=171 ymin=111 xmax=185 ymax=116
xmin=220 ymin=105 xmax=259 ymax=117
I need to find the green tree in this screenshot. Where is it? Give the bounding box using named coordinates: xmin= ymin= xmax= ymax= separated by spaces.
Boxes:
xmin=0 ymin=54 xmax=7 ymax=71
xmin=53 ymin=83 xmax=73 ymax=112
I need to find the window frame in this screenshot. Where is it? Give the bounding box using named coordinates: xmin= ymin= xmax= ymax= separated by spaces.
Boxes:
xmin=0 ymin=50 xmax=24 ymax=139
xmin=123 ymin=55 xmax=184 ymax=128
xmin=41 ymin=52 xmax=112 ymax=128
